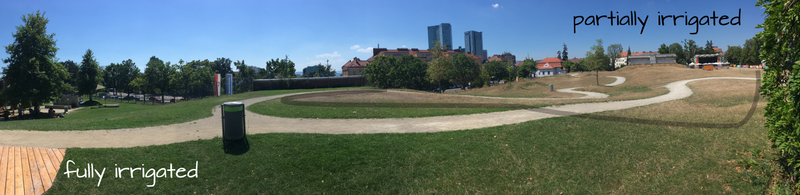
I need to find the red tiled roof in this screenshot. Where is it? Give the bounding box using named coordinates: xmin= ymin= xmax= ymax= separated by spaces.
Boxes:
xmin=569 ymin=58 xmax=582 ymax=63
xmin=712 ymin=47 xmax=724 ymax=54
xmin=537 ymin=57 xmax=563 ymax=69
xmin=342 ymin=57 xmax=369 ymax=69
xmin=515 ymin=61 xmax=524 ymax=66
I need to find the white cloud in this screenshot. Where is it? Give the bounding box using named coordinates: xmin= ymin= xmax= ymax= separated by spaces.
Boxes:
xmin=402 ymin=45 xmax=407 ymax=48
xmin=492 ymin=3 xmax=499 ymax=8
xmin=350 ymin=45 xmax=361 ymax=50
xmin=316 ymin=51 xmax=341 ymax=58
xmin=356 ymin=47 xmax=373 ymax=53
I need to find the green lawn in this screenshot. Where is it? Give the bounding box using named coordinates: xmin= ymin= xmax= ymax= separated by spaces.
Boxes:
xmin=248 ymin=99 xmax=522 ymax=119
xmin=0 ymin=87 xmax=363 ymax=131
xmin=47 ymin=112 xmax=768 ymax=194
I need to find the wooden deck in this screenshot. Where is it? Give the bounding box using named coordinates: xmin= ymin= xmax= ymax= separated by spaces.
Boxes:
xmin=0 ymin=146 xmax=66 ymax=195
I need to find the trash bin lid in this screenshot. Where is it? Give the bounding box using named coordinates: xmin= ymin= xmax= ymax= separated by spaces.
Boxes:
xmin=222 ymin=101 xmax=244 ymax=112
xmin=222 ymin=101 xmax=243 ymax=106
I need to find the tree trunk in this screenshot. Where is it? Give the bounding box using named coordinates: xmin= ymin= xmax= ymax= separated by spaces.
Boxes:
xmin=32 ymin=102 xmax=40 ymax=117
xmin=595 ymin=70 xmax=599 ymax=85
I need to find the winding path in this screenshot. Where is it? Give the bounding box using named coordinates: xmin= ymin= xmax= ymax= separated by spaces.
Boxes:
xmin=0 ymin=77 xmax=754 ymax=148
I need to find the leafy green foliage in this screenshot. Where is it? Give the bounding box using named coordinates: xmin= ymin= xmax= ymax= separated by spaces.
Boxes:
xmin=725 ymin=46 xmax=743 ymax=64
xmin=1 ymin=11 xmax=71 ymax=113
xmin=396 ymin=55 xmax=429 ymax=89
xmin=143 ymin=56 xmax=175 ymax=99
xmin=212 ymin=57 xmax=233 ymax=75
xmin=756 ymin=0 xmax=800 ymax=188
xmin=483 ymin=60 xmax=508 ymax=82
xmin=561 ymin=43 xmax=569 ymax=61
xmin=448 ymin=53 xmax=481 ymax=87
xmin=265 ymin=58 xmax=296 ymax=79
xmin=173 ymin=59 xmax=214 ymax=97
xmin=583 ymin=39 xmax=609 ymax=85
xmin=62 ymin=60 xmax=79 ymax=86
xmin=607 ymin=43 xmax=623 ymax=70
xmin=426 ymin=41 xmax=451 ymax=90
xmin=364 ymin=55 xmax=396 ymax=88
xmin=77 ymin=49 xmax=102 ymax=100
xmin=517 ymin=58 xmax=537 ymax=78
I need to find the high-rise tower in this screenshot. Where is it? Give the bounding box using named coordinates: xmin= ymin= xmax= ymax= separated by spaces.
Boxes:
xmin=427 ymin=23 xmax=452 ymax=50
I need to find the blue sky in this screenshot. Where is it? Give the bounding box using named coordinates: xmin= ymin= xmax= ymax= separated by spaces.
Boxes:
xmin=1 ymin=0 xmax=765 ymax=74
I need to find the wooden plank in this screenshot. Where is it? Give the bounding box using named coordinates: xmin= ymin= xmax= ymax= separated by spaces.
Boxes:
xmin=44 ymin=149 xmax=61 ymax=181
xmin=5 ymin=147 xmax=14 ymax=195
xmin=25 ymin=148 xmax=44 ymax=195
xmin=36 ymin=148 xmax=56 ymax=189
xmin=59 ymin=149 xmax=66 ymax=156
xmin=20 ymin=148 xmax=32 ymax=195
xmin=31 ymin=148 xmax=51 ymax=191
xmin=0 ymin=146 xmax=8 ymax=194
xmin=49 ymin=149 xmax=61 ymax=164
xmin=6 ymin=146 xmax=14 ymax=195
xmin=14 ymin=147 xmax=24 ymax=195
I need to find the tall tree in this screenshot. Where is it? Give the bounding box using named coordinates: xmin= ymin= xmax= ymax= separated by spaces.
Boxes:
xmin=2 ymin=11 xmax=71 ymax=114
xmin=213 ymin=57 xmax=233 ymax=75
xmin=756 ymin=0 xmax=800 ymax=181
xmin=143 ymin=56 xmax=175 ymax=101
xmin=682 ymin=39 xmax=701 ymax=64
xmin=77 ymin=49 xmax=102 ymax=101
xmin=483 ymin=60 xmax=509 ymax=82
xmin=517 ymin=58 xmax=538 ymax=78
xmin=607 ymin=43 xmax=623 ymax=71
xmin=62 ymin=60 xmax=79 ymax=86
xmin=584 ymin=39 xmax=608 ymax=85
xmin=103 ymin=63 xmax=120 ymax=96
xmin=117 ymin=59 xmax=139 ymax=95
xmin=426 ymin=41 xmax=451 ymax=91
xmin=668 ymin=43 xmax=687 ymax=64
xmin=448 ymin=53 xmax=481 ymax=87
xmin=556 ymin=51 xmax=562 ymax=60
xmin=704 ymin=40 xmax=715 ymax=53
xmin=742 ymin=38 xmax=764 ymax=64
xmin=658 ymin=43 xmax=670 ymax=54
xmin=561 ymin=43 xmax=569 ymax=61
xmin=396 ymin=55 xmax=428 ymax=90
xmin=365 ymin=55 xmax=395 ymax=88
xmin=724 ymin=46 xmax=743 ymax=65
xmin=265 ymin=58 xmax=296 ymax=78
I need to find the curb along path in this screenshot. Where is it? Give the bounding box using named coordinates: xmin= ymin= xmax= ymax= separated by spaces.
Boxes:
xmin=0 ymin=77 xmax=754 ymax=148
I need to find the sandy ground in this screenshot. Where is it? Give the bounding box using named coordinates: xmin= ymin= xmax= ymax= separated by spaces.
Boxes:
xmin=0 ymin=77 xmax=755 ymax=148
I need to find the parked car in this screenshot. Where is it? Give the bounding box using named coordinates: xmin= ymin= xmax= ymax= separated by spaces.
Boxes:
xmin=149 ymin=97 xmax=162 ymax=101
xmin=122 ymin=95 xmax=138 ymax=100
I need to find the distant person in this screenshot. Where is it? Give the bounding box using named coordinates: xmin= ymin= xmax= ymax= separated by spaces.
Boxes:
xmin=48 ymin=107 xmax=55 ymax=118
xmin=80 ymin=98 xmax=84 ymax=104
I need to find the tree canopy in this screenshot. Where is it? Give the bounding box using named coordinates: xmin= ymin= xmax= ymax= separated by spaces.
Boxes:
xmin=583 ymin=39 xmax=609 ymax=85
xmin=756 ymin=0 xmax=800 ymax=181
xmin=1 ymin=11 xmax=71 ymax=113
xmin=144 ymin=56 xmax=175 ymax=100
xmin=77 ymin=49 xmax=102 ymax=100
xmin=517 ymin=58 xmax=538 ymax=78
xmin=483 ymin=60 xmax=509 ymax=82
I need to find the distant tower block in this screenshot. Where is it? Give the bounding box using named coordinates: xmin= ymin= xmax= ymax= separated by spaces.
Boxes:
xmin=427 ymin=23 xmax=452 ymax=50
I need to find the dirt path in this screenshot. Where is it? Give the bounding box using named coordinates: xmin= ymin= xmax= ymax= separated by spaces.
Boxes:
xmin=0 ymin=77 xmax=754 ymax=148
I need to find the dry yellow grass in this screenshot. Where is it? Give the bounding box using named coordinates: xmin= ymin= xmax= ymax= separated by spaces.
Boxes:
xmin=289 ymin=64 xmax=762 ymax=107
xmin=594 ymin=79 xmax=762 ymax=124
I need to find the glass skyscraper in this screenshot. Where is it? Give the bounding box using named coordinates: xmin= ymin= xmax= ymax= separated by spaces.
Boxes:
xmin=464 ymin=30 xmax=483 ymax=61
xmin=427 ymin=23 xmax=452 ymax=50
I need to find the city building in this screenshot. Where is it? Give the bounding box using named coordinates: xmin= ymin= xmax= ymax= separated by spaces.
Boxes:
xmin=464 ymin=31 xmax=484 ymax=62
xmin=302 ymin=66 xmax=321 ymax=77
xmin=427 ymin=23 xmax=452 ymax=50
xmin=341 ymin=57 xmax=369 ymax=76
xmin=487 ymin=53 xmax=516 ymax=64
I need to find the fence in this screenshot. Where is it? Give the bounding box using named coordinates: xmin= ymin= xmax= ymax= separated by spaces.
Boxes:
xmin=253 ymin=76 xmax=366 ymax=91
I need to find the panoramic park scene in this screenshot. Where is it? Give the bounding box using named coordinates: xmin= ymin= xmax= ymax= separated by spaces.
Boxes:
xmin=0 ymin=0 xmax=798 ymax=194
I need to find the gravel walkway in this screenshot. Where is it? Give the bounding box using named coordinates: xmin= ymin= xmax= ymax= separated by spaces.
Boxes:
xmin=0 ymin=77 xmax=754 ymax=148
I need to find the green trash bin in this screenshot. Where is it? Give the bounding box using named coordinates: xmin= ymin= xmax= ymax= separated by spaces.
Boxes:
xmin=549 ymin=84 xmax=553 ymax=91
xmin=221 ymin=102 xmax=246 ymax=140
